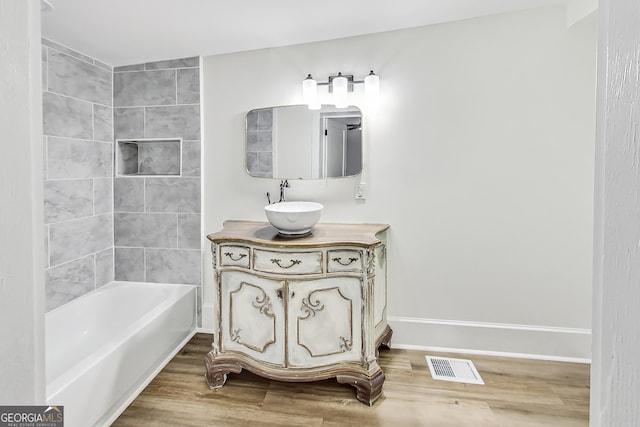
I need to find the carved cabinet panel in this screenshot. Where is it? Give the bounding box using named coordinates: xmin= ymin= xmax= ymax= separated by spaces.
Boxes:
xmin=206 ymin=221 xmax=391 ymax=406
xmin=288 ymin=277 xmax=362 ymax=367
xmin=220 ymin=271 xmax=284 ymax=365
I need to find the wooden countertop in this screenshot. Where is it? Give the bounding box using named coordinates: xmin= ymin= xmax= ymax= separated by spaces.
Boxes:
xmin=207 ymin=220 xmax=389 ymax=248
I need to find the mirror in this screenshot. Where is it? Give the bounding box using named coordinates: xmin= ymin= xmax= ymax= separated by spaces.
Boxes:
xmin=245 ymin=105 xmax=362 ymax=179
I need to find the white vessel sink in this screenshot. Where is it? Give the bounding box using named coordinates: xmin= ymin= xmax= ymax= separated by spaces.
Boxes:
xmin=264 ymin=201 xmax=323 ymax=235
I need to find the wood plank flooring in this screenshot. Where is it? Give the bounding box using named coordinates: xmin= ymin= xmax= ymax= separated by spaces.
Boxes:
xmin=113 ymin=333 xmax=590 ymax=426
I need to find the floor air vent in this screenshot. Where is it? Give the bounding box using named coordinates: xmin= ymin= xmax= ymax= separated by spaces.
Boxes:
xmin=426 ymin=356 xmax=484 ymax=385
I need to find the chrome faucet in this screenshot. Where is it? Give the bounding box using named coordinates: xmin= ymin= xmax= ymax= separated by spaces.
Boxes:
xmin=266 ymin=179 xmax=290 ymax=204
xmin=279 ymin=179 xmax=289 ymax=203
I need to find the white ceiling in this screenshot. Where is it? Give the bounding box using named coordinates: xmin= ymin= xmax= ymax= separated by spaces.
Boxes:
xmin=41 ymin=0 xmax=567 ymax=67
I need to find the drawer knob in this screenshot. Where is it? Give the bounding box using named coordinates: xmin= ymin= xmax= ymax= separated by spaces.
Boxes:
xmin=332 ymin=257 xmax=359 ymax=266
xmin=224 ymin=252 xmax=247 ymax=261
xmin=270 ymin=258 xmax=302 ymax=269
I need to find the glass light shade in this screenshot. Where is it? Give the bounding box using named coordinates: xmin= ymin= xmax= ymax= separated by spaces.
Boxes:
xmin=364 ymin=70 xmax=380 ymax=102
xmin=302 ymin=74 xmax=319 ymax=109
xmin=332 ymin=74 xmax=349 ymax=108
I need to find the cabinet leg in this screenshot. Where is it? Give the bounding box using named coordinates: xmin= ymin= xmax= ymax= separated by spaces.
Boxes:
xmin=376 ymin=325 xmax=393 ymax=357
xmin=336 ymin=369 xmax=385 ymax=406
xmin=204 ymin=350 xmax=242 ymax=389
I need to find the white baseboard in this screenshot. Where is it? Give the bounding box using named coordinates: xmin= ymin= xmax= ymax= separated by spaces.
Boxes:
xmin=388 ymin=316 xmax=591 ymax=363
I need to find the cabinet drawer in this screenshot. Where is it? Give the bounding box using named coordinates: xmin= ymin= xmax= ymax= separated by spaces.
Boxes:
xmin=219 ymin=245 xmax=250 ymax=268
xmin=254 ymin=249 xmax=323 ymax=275
xmin=327 ymin=249 xmax=363 ymax=273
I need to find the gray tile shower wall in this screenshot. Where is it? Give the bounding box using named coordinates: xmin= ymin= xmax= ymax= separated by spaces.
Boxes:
xmin=113 ymin=58 xmax=202 ymax=287
xmin=42 ymin=40 xmax=202 ymax=313
xmin=42 ymin=39 xmax=115 ymax=311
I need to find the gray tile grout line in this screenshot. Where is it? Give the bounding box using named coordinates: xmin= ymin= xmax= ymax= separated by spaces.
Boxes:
xmin=46 ymin=90 xmax=113 ymax=110
xmin=46 ymin=248 xmax=112 ymax=270
xmin=114 ymin=102 xmax=199 ymax=109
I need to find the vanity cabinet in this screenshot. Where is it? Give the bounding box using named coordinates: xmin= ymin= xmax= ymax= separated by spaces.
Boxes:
xmin=205 ymin=221 xmax=391 ymax=405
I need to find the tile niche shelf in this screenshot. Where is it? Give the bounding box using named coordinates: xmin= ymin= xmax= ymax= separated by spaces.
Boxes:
xmin=116 ymin=138 xmax=182 ymax=177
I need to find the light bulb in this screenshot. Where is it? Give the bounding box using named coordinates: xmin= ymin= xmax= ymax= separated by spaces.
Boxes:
xmin=364 ymin=70 xmax=379 ymax=103
xmin=332 ymin=73 xmax=348 ymax=108
xmin=302 ymin=74 xmax=318 ymax=109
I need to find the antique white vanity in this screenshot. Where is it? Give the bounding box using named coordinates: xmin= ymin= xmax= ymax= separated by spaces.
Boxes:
xmin=205 ymin=220 xmax=391 ymax=405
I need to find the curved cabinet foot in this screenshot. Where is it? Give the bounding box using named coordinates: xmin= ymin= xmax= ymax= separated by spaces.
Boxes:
xmin=336 ymin=369 xmax=385 ymax=406
xmin=204 ymin=350 xmax=242 ymax=389
xmin=376 ymin=325 xmax=393 ymax=357
xmin=378 ymin=325 xmax=393 ymax=349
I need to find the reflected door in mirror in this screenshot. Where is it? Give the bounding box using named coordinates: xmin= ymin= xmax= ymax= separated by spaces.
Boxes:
xmin=246 ymin=105 xmax=362 ymax=180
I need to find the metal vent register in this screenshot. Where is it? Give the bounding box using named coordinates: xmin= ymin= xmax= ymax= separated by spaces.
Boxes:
xmin=426 ymin=356 xmax=485 ymax=385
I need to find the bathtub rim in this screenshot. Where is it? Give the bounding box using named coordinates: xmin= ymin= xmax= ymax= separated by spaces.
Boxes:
xmin=45 ymin=280 xmax=196 ymax=317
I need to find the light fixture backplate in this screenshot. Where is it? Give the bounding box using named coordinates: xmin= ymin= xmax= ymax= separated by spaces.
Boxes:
xmin=328 ymin=74 xmax=354 ymax=93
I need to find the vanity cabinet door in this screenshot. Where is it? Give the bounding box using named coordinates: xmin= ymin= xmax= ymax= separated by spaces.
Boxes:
xmin=220 ymin=271 xmax=285 ymax=366
xmin=286 ymin=277 xmax=363 ymax=367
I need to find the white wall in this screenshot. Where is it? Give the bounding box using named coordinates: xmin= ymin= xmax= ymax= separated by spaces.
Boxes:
xmin=591 ymin=0 xmax=640 ymax=423
xmin=0 ymin=0 xmax=45 ymax=403
xmin=202 ymin=6 xmax=596 ymax=359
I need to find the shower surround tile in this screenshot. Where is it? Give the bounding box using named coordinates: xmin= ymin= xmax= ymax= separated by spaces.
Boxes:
xmin=178 ymin=214 xmax=201 ymax=249
xmin=114 ymin=108 xmax=144 ymax=139
xmin=47 ymin=137 xmax=112 ymax=179
xmin=177 ymin=68 xmax=200 ymax=104
xmin=145 ymin=178 xmax=200 ymax=213
xmin=93 ymin=104 xmax=113 ymax=142
xmin=45 ymin=255 xmax=95 ymax=311
xmin=42 ymin=38 xmax=93 ymax=63
xmin=145 ymin=57 xmax=198 ymax=70
xmin=49 ymin=214 xmax=113 ymax=266
xmin=43 ymin=92 xmax=93 ymax=139
xmin=114 ymin=69 xmax=177 ymax=107
xmin=181 ymin=141 xmax=201 ymax=176
xmin=48 ymin=50 xmax=112 ymax=106
xmin=114 ymin=212 xmax=177 ymax=248
xmin=95 ymin=248 xmax=114 ymax=287
xmin=114 ymin=63 xmax=145 ymax=72
xmin=145 ymin=249 xmax=201 ymax=285
xmin=94 ymin=60 xmax=112 ymax=72
xmin=114 ymin=247 xmax=145 ymax=281
xmin=44 ymin=179 xmax=93 ymax=223
xmin=145 ymin=105 xmax=201 ymax=140
xmin=114 ymin=178 xmax=144 ymax=212
xmin=94 ymin=178 xmax=113 ymax=215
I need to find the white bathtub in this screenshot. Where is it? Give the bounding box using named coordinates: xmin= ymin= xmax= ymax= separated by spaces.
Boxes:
xmin=46 ymin=281 xmax=197 ymax=427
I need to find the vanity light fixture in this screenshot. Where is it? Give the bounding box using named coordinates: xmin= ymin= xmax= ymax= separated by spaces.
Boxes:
xmin=302 ymin=70 xmax=380 ymax=109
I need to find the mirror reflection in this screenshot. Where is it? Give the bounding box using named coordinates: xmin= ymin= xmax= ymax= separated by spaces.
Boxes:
xmin=246 ymin=105 xmax=362 ymax=179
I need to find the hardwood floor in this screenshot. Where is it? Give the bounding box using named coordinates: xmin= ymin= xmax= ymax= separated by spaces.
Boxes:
xmin=113 ymin=333 xmax=590 ymax=426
